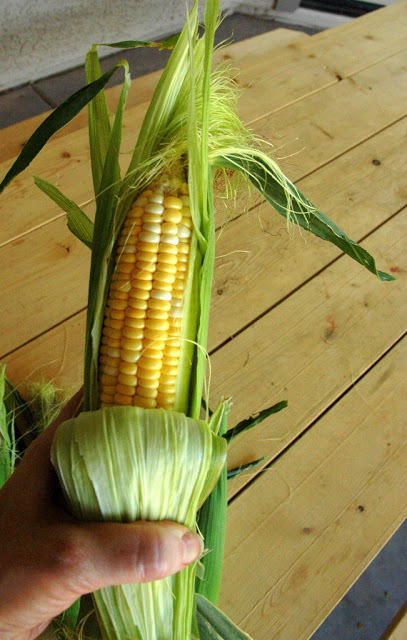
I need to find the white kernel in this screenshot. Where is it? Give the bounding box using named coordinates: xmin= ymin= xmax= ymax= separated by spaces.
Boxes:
xmin=142 ymin=222 xmax=161 ymax=234
xmin=170 ymin=307 xmax=183 ymax=318
xmin=161 ymin=234 xmax=179 ymax=245
xmin=121 ymin=244 xmax=137 ymax=254
xmin=145 ymin=203 xmax=164 ymax=215
xmin=139 ymin=231 xmax=161 ymax=243
xmin=171 ymin=298 xmax=182 ymax=307
xmin=178 ymin=225 xmax=191 ymax=239
xmin=149 ymin=194 xmax=164 ymax=204
xmin=151 ymin=290 xmax=172 ymax=301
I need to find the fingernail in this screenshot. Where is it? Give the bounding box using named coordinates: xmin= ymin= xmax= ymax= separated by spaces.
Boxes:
xmin=181 ymin=531 xmax=204 ymax=564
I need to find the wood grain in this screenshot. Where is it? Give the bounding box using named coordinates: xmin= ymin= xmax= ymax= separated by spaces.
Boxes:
xmin=220 ymin=336 xmax=407 ymax=640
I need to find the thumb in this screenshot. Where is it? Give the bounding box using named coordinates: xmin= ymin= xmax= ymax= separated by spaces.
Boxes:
xmin=66 ymin=520 xmax=203 ymax=594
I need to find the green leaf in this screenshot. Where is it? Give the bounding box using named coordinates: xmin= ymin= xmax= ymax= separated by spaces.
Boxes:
xmin=196 ymin=595 xmax=253 ymax=640
xmin=213 ymin=154 xmax=395 ymax=282
xmin=34 ymin=177 xmax=93 ymax=249
xmin=99 ymin=34 xmax=180 ymax=50
xmin=0 ymin=64 xmax=123 ymax=195
xmin=225 ymin=401 xmax=287 ymax=443
xmin=0 ymin=365 xmax=11 ymax=489
xmin=83 ymin=61 xmax=131 ymax=411
xmin=196 ymin=400 xmax=229 ymax=604
xmin=227 ymin=457 xmax=265 ymax=480
xmin=85 ymin=46 xmax=112 ymax=195
xmin=59 ymin=598 xmax=81 ymax=631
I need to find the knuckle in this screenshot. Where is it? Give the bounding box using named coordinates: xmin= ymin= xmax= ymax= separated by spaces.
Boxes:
xmin=44 ymin=527 xmax=88 ymax=577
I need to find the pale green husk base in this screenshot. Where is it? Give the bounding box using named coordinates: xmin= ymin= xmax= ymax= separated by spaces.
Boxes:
xmin=51 ymin=406 xmax=226 ymax=640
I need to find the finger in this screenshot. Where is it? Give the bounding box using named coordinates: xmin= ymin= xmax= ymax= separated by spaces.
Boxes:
xmin=62 ymin=520 xmax=204 ymax=594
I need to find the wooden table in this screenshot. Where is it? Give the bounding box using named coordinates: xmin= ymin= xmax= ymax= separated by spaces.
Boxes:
xmin=0 ymin=1 xmax=406 ymax=638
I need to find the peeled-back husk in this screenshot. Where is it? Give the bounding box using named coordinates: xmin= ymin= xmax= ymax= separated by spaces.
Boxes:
xmin=51 ymin=406 xmax=226 ymax=640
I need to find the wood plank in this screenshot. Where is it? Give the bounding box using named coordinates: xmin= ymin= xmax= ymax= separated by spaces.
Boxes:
xmin=299 ymin=0 xmax=407 ymax=78
xmin=0 ymin=28 xmax=308 ymax=164
xmin=210 ymin=210 xmax=406 ymax=491
xmin=220 ymin=337 xmax=407 ymax=640
xmin=2 ymin=44 xmax=406 ymax=251
xmin=209 ymin=116 xmax=407 ymax=346
xmin=1 ymin=115 xmax=405 ymax=365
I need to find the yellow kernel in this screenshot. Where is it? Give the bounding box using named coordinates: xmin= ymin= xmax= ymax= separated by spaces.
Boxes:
xmin=157 ymin=394 xmax=176 ymax=407
xmin=144 ymin=329 xmax=168 ymax=341
xmin=161 ymin=365 xmax=178 ymax=377
xmin=134 ymin=268 xmax=154 ymax=280
xmin=134 ymin=395 xmax=157 ymax=408
xmin=111 ymin=280 xmax=132 ymax=293
xmin=143 ymin=213 xmax=162 ymax=224
xmin=138 ymin=242 xmax=160 ymax=253
xmin=110 ymin=309 xmax=126 ymax=320
xmin=181 ymin=195 xmax=190 ymax=205
xmin=141 ymin=348 xmax=163 ymax=359
xmin=137 ymin=251 xmax=158 ymax=263
xmin=137 ymin=386 xmax=158 ymax=399
xmin=148 ymin=299 xmax=171 ymax=311
xmin=177 ymin=252 xmax=189 ymax=263
xmin=100 ymin=373 xmax=118 ymax=386
xmin=159 ymin=374 xmax=177 ymax=386
xmin=137 ymin=368 xmax=161 ymax=381
xmin=120 ymin=254 xmax=137 ymax=264
xmin=117 ymin=373 xmax=138 ymax=387
xmin=171 ymin=290 xmax=183 ymax=300
xmin=154 ymin=271 xmax=175 ymax=284
xmin=134 ymin=196 xmax=148 ymax=207
xmin=129 ymin=205 xmax=144 ymax=216
xmin=143 ymin=339 xmax=166 ymax=351
xmin=116 ymin=383 xmax=136 ymax=397
xmin=131 ymin=279 xmax=153 ymax=292
xmin=106 ymin=338 xmax=121 ymax=348
xmin=163 ymin=210 xmax=182 ymax=224
xmin=141 ymin=189 xmax=154 ymax=197
xmin=161 ymin=222 xmax=178 ymax=235
xmin=181 ymin=216 xmax=193 ymax=229
xmin=125 ymin=308 xmax=146 ymax=320
xmin=157 ymin=253 xmax=177 ymax=265
xmin=167 ymin=337 xmax=181 ymax=347
xmin=164 ymin=346 xmax=181 ymax=358
xmin=179 ymin=182 xmax=189 ymax=195
xmin=121 ymin=337 xmax=143 ymax=351
xmin=107 ymin=347 xmax=121 ymax=358
xmin=138 ymin=357 xmax=163 ymax=371
xmin=103 ymin=327 xmax=121 ymax=339
xmin=122 ymin=327 xmax=144 ymax=340
xmin=100 ymin=392 xmax=115 ymax=404
xmin=129 ymin=288 xmax=150 ymax=301
xmin=153 ymin=280 xmax=172 ymax=292
xmin=176 ymin=262 xmax=188 ymax=273
xmin=110 ymin=290 xmax=129 ymax=300
xmin=145 ymin=318 xmax=169 ymax=332
xmin=137 ymin=378 xmax=159 ymax=390
xmin=125 ymin=317 xmax=145 ymax=329
xmin=114 ymin=393 xmax=133 ymax=406
xmin=101 ymin=384 xmax=117 ymax=396
xmin=158 ymin=244 xmax=178 ymax=255
xmin=128 ymin=298 xmax=148 ymax=311
xmin=119 ymin=361 xmax=138 ymax=375
xmin=101 ymin=364 xmax=120 ymax=376
xmin=162 ymin=356 xmax=179 ymax=367
xmin=136 ymin=260 xmax=156 ymax=273
xmin=156 ymin=262 xmax=177 ymax=274
xmin=178 ymin=243 xmax=189 ymax=254
xmin=108 ymin=298 xmax=128 ymax=310
xmin=109 ymin=319 xmax=124 ymax=330
xmin=117 ymin=262 xmax=135 ymax=273
xmin=120 ymin=349 xmax=141 ymax=363
xmin=147 ymin=308 xmax=168 ymax=320
xmin=163 ymin=196 xmax=183 ymax=210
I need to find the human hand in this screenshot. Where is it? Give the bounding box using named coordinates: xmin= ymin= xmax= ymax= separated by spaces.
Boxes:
xmin=0 ymin=390 xmax=203 ymax=640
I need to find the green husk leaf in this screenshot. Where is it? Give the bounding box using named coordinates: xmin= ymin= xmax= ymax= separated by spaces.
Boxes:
xmin=51 ymin=406 xmax=227 ymax=640
xmin=227 ymin=457 xmax=265 ymax=480
xmin=225 ymin=400 xmax=288 ymax=443
xmin=196 ymin=595 xmax=253 ymax=640
xmin=196 ymin=398 xmax=229 ymax=604
xmin=84 ymin=60 xmax=131 ymax=411
xmin=58 ymin=598 xmax=81 ymax=632
xmin=85 ymin=46 xmax=112 ymax=195
xmin=0 ymin=365 xmax=12 ymax=488
xmin=213 ymin=153 xmax=394 ymax=282
xmin=99 ymin=34 xmax=180 ymax=50
xmin=0 ymin=64 xmax=123 ymax=195
xmin=34 ymin=177 xmax=93 ymax=249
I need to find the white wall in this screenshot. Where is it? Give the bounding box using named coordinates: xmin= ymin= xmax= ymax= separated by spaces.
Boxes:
xmin=0 ymin=0 xmax=240 ymax=92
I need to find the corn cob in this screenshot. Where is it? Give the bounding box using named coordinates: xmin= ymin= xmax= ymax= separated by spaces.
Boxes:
xmin=98 ymin=178 xmax=191 ymax=410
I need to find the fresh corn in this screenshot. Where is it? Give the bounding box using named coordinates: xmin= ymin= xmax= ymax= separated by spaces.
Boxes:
xmin=98 ymin=179 xmax=191 ymax=410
